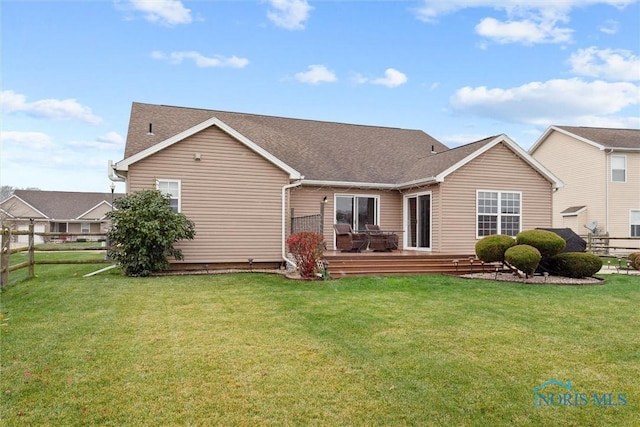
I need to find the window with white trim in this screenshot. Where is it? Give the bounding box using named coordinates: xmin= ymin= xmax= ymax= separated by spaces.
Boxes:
xmin=81 ymin=222 xmax=90 ymax=233
xmin=611 ymin=155 xmax=626 ymax=183
xmin=631 ymin=210 xmax=640 ymax=238
xmin=156 ymin=179 xmax=181 ymax=212
xmin=477 ymin=191 xmax=521 ymax=237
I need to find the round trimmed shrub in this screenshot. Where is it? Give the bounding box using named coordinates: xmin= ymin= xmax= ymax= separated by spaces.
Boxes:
xmin=628 ymin=252 xmax=640 ymax=270
xmin=548 ymin=252 xmax=602 ymax=278
xmin=505 ymin=244 xmax=541 ymax=276
xmin=475 ymin=234 xmax=516 ymax=263
xmin=516 ymin=229 xmax=566 ymax=258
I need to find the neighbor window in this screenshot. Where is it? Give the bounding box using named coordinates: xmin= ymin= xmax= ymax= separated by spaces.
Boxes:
xmin=81 ymin=222 xmax=90 ymax=233
xmin=477 ymin=191 xmax=521 ymax=237
xmin=631 ymin=210 xmax=640 ymax=238
xmin=611 ymin=155 xmax=626 ymax=183
xmin=156 ymin=179 xmax=181 ymax=212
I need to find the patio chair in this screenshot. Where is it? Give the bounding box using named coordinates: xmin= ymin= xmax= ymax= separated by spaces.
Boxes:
xmin=333 ymin=223 xmax=368 ymax=252
xmin=365 ymin=224 xmax=399 ymax=251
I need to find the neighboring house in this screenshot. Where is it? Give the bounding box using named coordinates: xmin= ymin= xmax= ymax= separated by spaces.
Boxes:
xmin=530 ymin=126 xmax=640 ymax=251
xmin=109 ymin=102 xmax=562 ymax=268
xmin=0 ymin=190 xmax=120 ymax=244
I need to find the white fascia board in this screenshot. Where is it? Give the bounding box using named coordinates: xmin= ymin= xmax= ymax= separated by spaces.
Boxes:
xmin=395 ymin=176 xmax=439 ymax=190
xmin=0 ymin=208 xmax=15 ymax=218
xmin=302 ymin=179 xmax=397 ymax=189
xmin=531 ymin=126 xmax=606 ymax=154
xmin=115 ymin=117 xmax=303 ymax=180
xmin=437 ymin=134 xmax=564 ymax=189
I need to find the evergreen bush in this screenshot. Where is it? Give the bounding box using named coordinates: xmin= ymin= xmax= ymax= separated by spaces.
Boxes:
xmin=516 ymin=229 xmax=566 ymax=258
xmin=504 ymin=244 xmax=541 ymax=277
xmin=628 ymin=252 xmax=640 ymax=270
xmin=475 ymin=234 xmax=516 ymax=263
xmin=547 ymin=252 xmax=602 ymax=278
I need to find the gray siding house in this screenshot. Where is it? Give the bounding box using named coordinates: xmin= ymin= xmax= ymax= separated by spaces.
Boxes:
xmin=110 ymin=102 xmax=562 ymax=268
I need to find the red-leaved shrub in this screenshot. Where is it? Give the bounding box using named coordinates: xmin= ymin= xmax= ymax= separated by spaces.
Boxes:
xmin=286 ymin=232 xmax=325 ymax=278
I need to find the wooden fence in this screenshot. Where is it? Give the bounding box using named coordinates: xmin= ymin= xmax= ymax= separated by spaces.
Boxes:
xmin=586 ymin=233 xmax=640 ymax=255
xmin=1 ymin=222 xmax=110 ymax=287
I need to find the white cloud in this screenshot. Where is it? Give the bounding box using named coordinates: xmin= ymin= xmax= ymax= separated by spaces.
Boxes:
xmin=125 ymin=0 xmax=192 ymax=26
xmin=151 ymin=51 xmax=249 ymax=68
xmin=0 ymin=131 xmax=54 ymax=150
xmin=415 ymin=1 xmax=637 ymax=45
xmin=69 ymin=132 xmax=126 ymax=150
xmin=0 ymin=90 xmax=103 ymax=124
xmin=569 ymin=47 xmax=640 ymax=81
xmin=266 ymin=0 xmax=313 ymax=30
xmin=475 ymin=17 xmax=573 ymax=44
xmin=450 ymin=78 xmax=639 ymax=125
xmin=598 ymin=19 xmax=619 ymax=34
xmin=294 ymin=65 xmax=337 ymax=84
xmin=370 ymin=68 xmax=408 ymax=88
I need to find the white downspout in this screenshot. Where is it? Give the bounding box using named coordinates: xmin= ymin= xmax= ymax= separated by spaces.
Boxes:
xmin=282 ymin=178 xmax=304 ymax=269
xmin=108 ymin=160 xmax=126 ymax=182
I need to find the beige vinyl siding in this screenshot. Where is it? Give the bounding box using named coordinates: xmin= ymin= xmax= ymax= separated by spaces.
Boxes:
xmin=290 ymin=186 xmax=403 ymax=249
xmin=609 ymin=152 xmax=640 ymax=249
xmin=439 ymin=143 xmax=553 ymax=253
xmin=532 ymin=132 xmax=607 ymax=233
xmin=0 ymin=199 xmax=45 ymax=219
xmin=127 ymin=125 xmax=290 ymax=264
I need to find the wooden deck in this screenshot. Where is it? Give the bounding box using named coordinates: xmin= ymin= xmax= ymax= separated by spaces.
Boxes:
xmin=323 ymin=250 xmax=493 ymax=278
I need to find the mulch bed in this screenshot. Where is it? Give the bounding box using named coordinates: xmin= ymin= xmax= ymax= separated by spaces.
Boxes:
xmin=460 ymin=272 xmax=604 ymax=285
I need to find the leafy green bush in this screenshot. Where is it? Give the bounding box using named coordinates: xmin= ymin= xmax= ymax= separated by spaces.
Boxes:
xmin=547 ymin=252 xmax=602 ymax=278
xmin=107 ymin=190 xmax=196 ymax=277
xmin=516 ymin=229 xmax=566 ymax=258
xmin=475 ymin=234 xmax=516 ymax=263
xmin=286 ymin=232 xmax=325 ymax=278
xmin=504 ymin=244 xmax=541 ymax=277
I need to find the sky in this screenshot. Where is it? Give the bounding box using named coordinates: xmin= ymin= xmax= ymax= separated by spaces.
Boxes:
xmin=1 ymin=0 xmax=639 ymax=193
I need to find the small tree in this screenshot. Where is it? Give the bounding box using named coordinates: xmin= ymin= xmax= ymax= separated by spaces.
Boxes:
xmin=286 ymin=232 xmax=325 ymax=278
xmin=107 ymin=190 xmax=195 ymax=276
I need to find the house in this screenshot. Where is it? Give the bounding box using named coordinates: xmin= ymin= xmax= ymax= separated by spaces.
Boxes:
xmin=529 ymin=126 xmax=640 ymax=251
xmin=109 ymin=102 xmax=562 ymax=269
xmin=0 ymin=190 xmax=120 ymax=244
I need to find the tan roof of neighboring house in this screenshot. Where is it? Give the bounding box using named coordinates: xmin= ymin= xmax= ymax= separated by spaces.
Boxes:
xmin=531 ymin=126 xmax=640 ymax=153
xmin=6 ymin=190 xmax=122 ymax=220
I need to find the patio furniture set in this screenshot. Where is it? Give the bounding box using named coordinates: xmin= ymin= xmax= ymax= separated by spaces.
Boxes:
xmin=333 ymin=223 xmax=399 ymax=252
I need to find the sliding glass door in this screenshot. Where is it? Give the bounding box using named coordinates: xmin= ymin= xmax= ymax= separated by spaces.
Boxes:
xmin=335 ymin=195 xmax=378 ymax=231
xmin=406 ymin=193 xmax=431 ymax=249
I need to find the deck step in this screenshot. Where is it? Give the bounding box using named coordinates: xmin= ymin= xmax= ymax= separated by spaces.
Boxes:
xmin=323 ymin=252 xmax=494 ymax=277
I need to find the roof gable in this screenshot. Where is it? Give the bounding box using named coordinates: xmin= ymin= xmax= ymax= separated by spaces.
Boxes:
xmin=116 ymin=102 xmax=562 ymax=189
xmin=530 ymin=125 xmax=640 ymax=153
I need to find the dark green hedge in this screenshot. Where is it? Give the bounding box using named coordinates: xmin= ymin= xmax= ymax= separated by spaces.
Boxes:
xmin=547 ymin=252 xmax=602 ymax=278
xmin=516 ymin=229 xmax=566 ymax=258
xmin=505 ymin=244 xmax=541 ymax=276
xmin=475 ymin=234 xmax=516 ymax=263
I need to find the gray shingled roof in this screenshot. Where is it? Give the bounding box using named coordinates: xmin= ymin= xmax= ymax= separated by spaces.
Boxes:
xmin=123 ymin=102 xmax=453 ymax=184
xmin=11 ymin=190 xmax=122 ymax=220
xmin=556 ymin=126 xmax=640 ymax=150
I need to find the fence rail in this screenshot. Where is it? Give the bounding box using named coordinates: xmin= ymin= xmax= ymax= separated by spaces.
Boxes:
xmin=1 ymin=221 xmax=110 ymax=286
xmin=586 ymin=233 xmax=640 ymax=255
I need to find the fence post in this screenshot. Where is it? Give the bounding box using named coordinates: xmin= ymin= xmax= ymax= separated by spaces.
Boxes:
xmin=28 ymin=219 xmax=35 ymax=279
xmin=1 ymin=227 xmax=10 ymax=287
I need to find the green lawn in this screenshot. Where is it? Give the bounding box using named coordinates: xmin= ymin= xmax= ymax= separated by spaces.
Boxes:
xmin=1 ymin=265 xmax=638 ymax=426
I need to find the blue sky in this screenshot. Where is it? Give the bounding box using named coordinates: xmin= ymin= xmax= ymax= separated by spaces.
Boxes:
xmin=1 ymin=0 xmax=639 ymax=193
